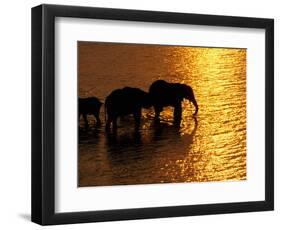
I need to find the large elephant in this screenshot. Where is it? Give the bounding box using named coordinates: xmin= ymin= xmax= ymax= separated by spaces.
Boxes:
xmin=105 ymin=87 xmax=152 ymax=132
xmin=79 ymin=97 xmax=103 ymax=129
xmin=149 ymin=80 xmax=198 ymax=125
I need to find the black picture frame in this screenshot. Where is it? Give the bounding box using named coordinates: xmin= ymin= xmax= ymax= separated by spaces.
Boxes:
xmin=31 ymin=4 xmax=274 ymax=225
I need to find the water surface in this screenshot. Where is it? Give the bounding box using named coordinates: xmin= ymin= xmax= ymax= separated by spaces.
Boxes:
xmin=78 ymin=42 xmax=246 ymax=186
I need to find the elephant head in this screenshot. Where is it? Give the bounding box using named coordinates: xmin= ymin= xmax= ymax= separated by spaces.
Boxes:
xmin=177 ymin=84 xmax=198 ymax=115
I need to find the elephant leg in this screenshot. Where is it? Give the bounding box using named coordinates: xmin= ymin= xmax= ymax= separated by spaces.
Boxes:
xmin=106 ymin=117 xmax=112 ymax=132
xmin=154 ymin=106 xmax=162 ymax=122
xmin=112 ymin=117 xmax=118 ymax=133
xmin=173 ymin=103 xmax=182 ymax=126
xmin=133 ymin=110 xmax=141 ymax=132
xmin=82 ymin=114 xmax=89 ymax=129
xmin=94 ymin=112 xmax=101 ymax=126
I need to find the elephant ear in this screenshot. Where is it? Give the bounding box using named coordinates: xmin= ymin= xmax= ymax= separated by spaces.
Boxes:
xmin=175 ymin=83 xmax=190 ymax=99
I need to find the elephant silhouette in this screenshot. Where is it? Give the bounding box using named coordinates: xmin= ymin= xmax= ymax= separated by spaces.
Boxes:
xmin=79 ymin=97 xmax=103 ymax=129
xmin=105 ymin=87 xmax=152 ymax=133
xmin=149 ymin=80 xmax=198 ymax=125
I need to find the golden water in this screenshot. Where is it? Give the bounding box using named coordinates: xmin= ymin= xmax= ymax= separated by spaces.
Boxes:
xmin=78 ymin=42 xmax=246 ymax=186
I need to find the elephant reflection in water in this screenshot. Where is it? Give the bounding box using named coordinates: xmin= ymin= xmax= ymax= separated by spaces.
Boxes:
xmin=105 ymin=87 xmax=152 ymax=133
xmin=149 ymin=80 xmax=198 ymax=125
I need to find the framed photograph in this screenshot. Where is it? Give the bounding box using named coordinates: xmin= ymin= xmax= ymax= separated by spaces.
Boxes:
xmin=31 ymin=4 xmax=274 ymax=225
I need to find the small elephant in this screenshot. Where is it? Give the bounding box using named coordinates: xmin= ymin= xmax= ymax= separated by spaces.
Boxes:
xmin=149 ymin=80 xmax=198 ymax=125
xmin=105 ymin=87 xmax=152 ymax=132
xmin=79 ymin=97 xmax=102 ymax=129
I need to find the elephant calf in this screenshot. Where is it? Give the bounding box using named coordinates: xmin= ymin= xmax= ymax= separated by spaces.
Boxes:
xmin=149 ymin=80 xmax=198 ymax=125
xmin=105 ymin=87 xmax=152 ymax=132
xmin=79 ymin=97 xmax=103 ymax=129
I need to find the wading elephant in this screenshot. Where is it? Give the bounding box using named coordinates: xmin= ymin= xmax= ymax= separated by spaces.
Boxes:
xmin=105 ymin=87 xmax=152 ymax=132
xmin=79 ymin=97 xmax=103 ymax=129
xmin=149 ymin=80 xmax=198 ymax=125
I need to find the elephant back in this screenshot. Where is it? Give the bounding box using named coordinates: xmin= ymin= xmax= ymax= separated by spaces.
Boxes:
xmin=79 ymin=97 xmax=103 ymax=114
xmin=149 ymin=80 xmax=170 ymax=94
xmin=149 ymin=80 xmax=179 ymax=105
xmin=105 ymin=87 xmax=151 ymax=116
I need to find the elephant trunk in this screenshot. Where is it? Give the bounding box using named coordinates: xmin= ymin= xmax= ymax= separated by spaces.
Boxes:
xmin=185 ymin=86 xmax=198 ymax=115
xmin=192 ymin=99 xmax=198 ymax=115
